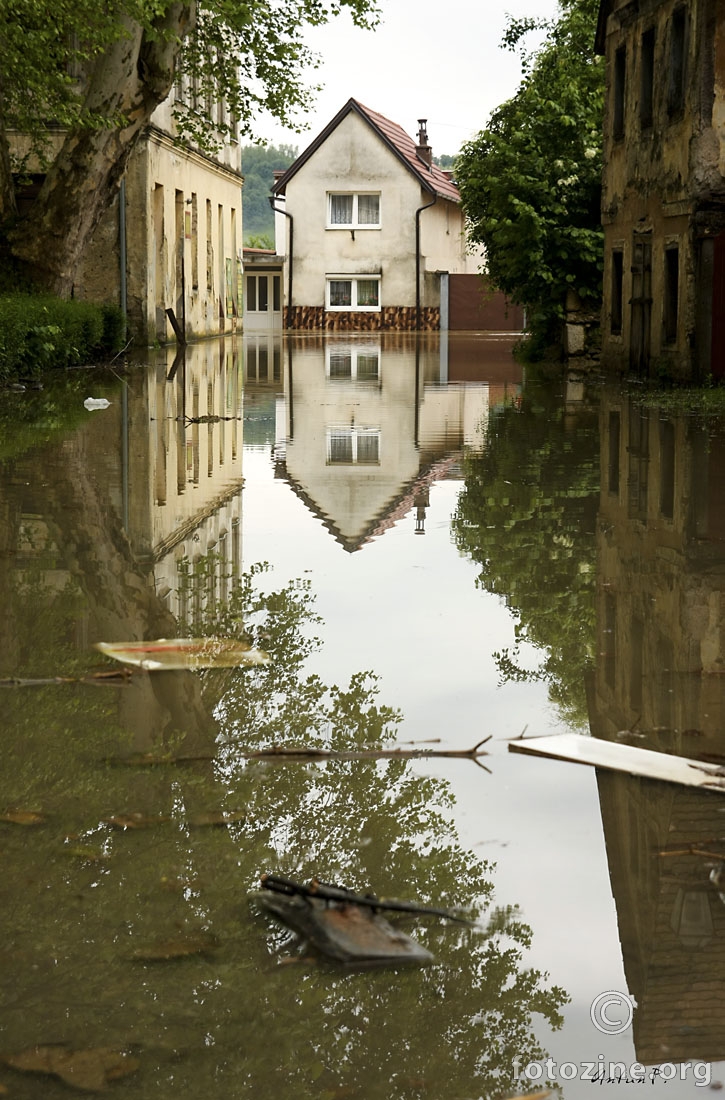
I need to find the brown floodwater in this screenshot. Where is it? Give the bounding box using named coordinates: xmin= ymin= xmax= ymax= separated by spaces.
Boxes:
xmin=1 ymin=331 xmax=724 ymax=1098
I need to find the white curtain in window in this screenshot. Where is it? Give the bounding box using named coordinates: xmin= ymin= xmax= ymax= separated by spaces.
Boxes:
xmin=330 ymin=195 xmax=353 ymax=224
xmin=357 ymin=194 xmax=379 ymax=224
xmin=356 ymin=279 xmax=379 ymax=307
xmin=329 ymin=280 xmax=352 ymax=307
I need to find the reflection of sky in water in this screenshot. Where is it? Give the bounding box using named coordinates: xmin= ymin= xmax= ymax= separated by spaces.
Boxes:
xmin=240 ymin=387 xmax=723 ymax=1097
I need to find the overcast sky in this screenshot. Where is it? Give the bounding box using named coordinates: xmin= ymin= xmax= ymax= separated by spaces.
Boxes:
xmin=251 ymin=0 xmax=562 ymax=157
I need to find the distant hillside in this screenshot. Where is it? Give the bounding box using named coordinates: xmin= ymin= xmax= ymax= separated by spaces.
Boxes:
xmin=242 ymin=144 xmax=298 ymax=246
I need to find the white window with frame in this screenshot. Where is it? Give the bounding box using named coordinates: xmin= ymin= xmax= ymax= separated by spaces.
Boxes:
xmin=326 ymin=426 xmax=381 ymax=465
xmin=326 ymin=275 xmax=381 ymax=312
xmin=326 ymin=344 xmax=380 ymax=382
xmin=327 ymin=193 xmax=381 ymax=228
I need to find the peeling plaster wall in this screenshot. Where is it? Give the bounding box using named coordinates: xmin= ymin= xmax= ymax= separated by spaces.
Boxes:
xmin=599 ymin=0 xmax=725 ymax=379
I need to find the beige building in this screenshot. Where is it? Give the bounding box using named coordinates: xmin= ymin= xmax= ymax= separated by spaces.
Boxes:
xmin=75 ymin=81 xmax=244 ymax=345
xmin=270 ymin=100 xmax=489 ymax=332
xmin=596 ymin=0 xmax=725 ymax=379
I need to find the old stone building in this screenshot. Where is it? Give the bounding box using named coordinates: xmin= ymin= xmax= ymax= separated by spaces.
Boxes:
xmin=75 ymin=82 xmax=243 ymax=344
xmin=596 ymin=0 xmax=725 ymax=379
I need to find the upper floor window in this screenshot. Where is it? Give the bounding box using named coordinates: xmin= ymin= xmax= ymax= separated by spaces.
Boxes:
xmin=326 ymin=275 xmax=381 ymax=311
xmin=640 ymin=27 xmax=655 ymax=130
xmin=328 ymin=193 xmax=381 ymax=228
xmin=667 ymin=7 xmax=687 ymax=116
xmin=613 ymin=45 xmax=627 ymax=141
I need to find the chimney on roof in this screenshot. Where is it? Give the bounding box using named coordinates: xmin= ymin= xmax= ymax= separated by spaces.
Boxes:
xmin=416 ymin=119 xmax=432 ymax=168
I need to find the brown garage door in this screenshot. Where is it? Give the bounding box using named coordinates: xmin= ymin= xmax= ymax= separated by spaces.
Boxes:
xmin=448 ymin=274 xmax=524 ymax=332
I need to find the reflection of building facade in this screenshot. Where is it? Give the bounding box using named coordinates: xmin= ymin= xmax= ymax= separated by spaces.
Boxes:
xmin=596 ymin=0 xmax=725 ymax=379
xmin=274 ymin=334 xmax=521 ymax=551
xmin=124 ymin=339 xmax=244 ymax=621
xmin=590 ymin=392 xmax=725 ymax=1064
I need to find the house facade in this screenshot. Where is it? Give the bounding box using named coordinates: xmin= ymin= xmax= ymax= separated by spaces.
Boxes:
xmin=74 ymin=83 xmax=244 ymax=344
xmin=270 ymin=99 xmax=488 ymax=332
xmin=596 ymin=0 xmax=725 ymax=379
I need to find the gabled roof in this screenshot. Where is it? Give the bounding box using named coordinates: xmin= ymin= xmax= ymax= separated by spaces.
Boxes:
xmin=272 ymin=98 xmax=461 ymax=203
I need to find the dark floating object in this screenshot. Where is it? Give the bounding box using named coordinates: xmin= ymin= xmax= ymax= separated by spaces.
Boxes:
xmin=256 ymin=874 xmax=470 ymax=967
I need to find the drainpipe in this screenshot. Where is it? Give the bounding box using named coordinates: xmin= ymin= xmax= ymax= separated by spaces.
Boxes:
xmin=119 ymin=177 xmax=128 ymax=338
xmin=119 ymin=176 xmax=129 ymax=531
xmin=415 ymin=192 xmax=437 ymax=329
xmin=269 ymin=197 xmax=293 ymax=327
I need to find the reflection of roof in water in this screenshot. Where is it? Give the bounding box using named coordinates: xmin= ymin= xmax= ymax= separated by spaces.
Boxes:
xmin=274 ymin=455 xmax=460 ymax=553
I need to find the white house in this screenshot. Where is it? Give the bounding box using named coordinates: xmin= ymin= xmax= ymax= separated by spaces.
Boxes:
xmin=270 ymin=99 xmax=485 ymax=332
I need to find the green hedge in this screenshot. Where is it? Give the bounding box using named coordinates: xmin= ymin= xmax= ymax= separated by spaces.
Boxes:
xmin=0 ymin=295 xmax=125 ymax=383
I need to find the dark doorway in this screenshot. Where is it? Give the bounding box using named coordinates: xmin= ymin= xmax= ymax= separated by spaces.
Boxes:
xmin=711 ymin=232 xmax=725 ymax=379
xmin=630 ymin=233 xmax=652 ymax=372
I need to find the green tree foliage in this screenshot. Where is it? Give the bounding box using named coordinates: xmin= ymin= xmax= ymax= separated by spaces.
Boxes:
xmin=451 ymin=376 xmax=600 ymax=728
xmin=0 ymin=0 xmax=378 ymax=292
xmin=456 ymin=0 xmax=604 ymax=351
xmin=241 ymin=143 xmax=298 ymax=244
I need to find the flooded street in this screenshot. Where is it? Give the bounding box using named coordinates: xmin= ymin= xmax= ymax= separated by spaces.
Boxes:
xmin=2 ymin=332 xmax=725 ymax=1098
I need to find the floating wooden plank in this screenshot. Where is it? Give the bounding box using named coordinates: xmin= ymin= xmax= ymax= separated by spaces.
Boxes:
xmin=508 ymin=734 xmax=725 ymax=792
xmin=95 ymin=638 xmax=270 ymax=671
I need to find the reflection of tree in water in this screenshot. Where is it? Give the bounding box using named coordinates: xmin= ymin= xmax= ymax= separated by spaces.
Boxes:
xmin=0 ymin=436 xmax=567 ymax=1100
xmin=177 ymin=558 xmax=568 ymax=1098
xmin=451 ymin=377 xmax=599 ymax=729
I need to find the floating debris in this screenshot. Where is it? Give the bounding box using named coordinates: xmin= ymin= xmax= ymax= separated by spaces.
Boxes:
xmin=187 ymin=810 xmax=245 ymax=827
xmin=102 ymin=813 xmax=171 ymax=830
xmin=260 ymin=874 xmax=472 ymax=923
xmin=83 ymin=397 xmax=111 ymax=411
xmin=0 ymin=809 xmax=46 ymax=826
xmin=243 ymin=737 xmax=491 ymax=769
xmin=105 ymin=750 xmax=215 ymax=767
xmin=129 ymin=930 xmax=220 ymax=962
xmin=509 ymin=733 xmax=725 ymax=792
xmin=1 ymin=1044 xmax=138 ymax=1091
xmin=95 ymin=637 xmax=270 ymax=671
xmin=257 ymin=890 xmax=434 ymax=967
xmin=0 ymin=669 xmax=131 ymax=689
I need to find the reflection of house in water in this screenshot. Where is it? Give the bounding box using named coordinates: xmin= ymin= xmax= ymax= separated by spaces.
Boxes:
xmin=590 ymin=393 xmax=725 ymax=1064
xmin=124 ymin=339 xmax=244 ymax=620
xmin=272 ymin=334 xmax=521 ymax=551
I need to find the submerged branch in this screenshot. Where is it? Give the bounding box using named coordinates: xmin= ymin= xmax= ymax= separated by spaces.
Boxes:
xmin=260 ymin=873 xmax=474 ymax=924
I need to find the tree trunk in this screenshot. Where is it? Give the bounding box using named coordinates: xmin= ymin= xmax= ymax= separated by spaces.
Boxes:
xmin=8 ymin=3 xmax=195 ymax=296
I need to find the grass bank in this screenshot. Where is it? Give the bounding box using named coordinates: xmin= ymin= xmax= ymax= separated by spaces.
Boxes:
xmin=0 ymin=295 xmax=125 ymax=385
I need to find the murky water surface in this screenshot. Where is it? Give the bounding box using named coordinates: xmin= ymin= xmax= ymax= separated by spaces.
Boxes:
xmin=1 ymin=333 xmax=724 ymax=1098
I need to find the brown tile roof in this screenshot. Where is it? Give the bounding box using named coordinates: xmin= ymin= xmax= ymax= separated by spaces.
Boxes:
xmin=272 ymin=98 xmax=461 ymax=203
